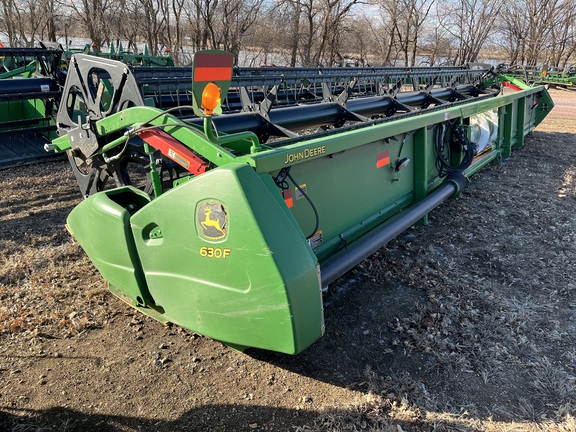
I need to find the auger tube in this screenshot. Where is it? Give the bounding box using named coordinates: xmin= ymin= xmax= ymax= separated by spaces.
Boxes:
xmin=320 ymin=179 xmax=457 ymax=287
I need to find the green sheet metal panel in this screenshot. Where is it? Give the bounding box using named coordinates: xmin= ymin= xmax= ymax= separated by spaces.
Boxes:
xmin=0 ymin=101 xmax=22 ymax=123
xmin=66 ymin=186 xmax=154 ymax=306
xmin=128 ymin=164 xmax=323 ymax=354
xmin=283 ymin=135 xmax=415 ymax=255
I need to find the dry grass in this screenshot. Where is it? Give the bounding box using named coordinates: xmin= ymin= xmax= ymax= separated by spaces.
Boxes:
xmin=0 ymin=161 xmax=112 ymax=340
xmin=0 ymin=242 xmax=109 ymax=338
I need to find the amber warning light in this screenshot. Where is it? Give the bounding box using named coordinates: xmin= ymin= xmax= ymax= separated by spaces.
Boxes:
xmin=201 ymin=82 xmax=221 ymax=115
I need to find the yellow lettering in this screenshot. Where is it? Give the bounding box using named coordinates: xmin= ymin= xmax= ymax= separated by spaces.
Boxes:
xmin=199 ymin=247 xmax=232 ymax=259
xmin=284 ymin=146 xmax=328 ymax=164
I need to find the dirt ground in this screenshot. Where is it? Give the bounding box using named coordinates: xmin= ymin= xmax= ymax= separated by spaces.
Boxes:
xmin=1 ymin=89 xmax=576 ymax=432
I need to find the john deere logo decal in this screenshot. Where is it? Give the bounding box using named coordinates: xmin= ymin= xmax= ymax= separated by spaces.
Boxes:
xmin=197 ymin=201 xmax=228 ymax=241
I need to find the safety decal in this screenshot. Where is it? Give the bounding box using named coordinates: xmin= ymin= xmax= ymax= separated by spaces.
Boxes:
xmin=295 ymin=184 xmax=307 ymax=200
xmin=167 ymin=148 xmax=190 ymax=169
xmin=282 ymin=189 xmax=294 ymax=208
xmin=308 ymin=230 xmax=323 ymax=249
xmin=376 ymin=150 xmax=390 ymax=168
xmin=196 ymin=201 xmax=228 ymax=241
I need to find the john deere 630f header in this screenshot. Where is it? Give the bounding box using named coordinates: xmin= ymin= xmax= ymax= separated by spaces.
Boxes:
xmin=46 ymin=51 xmax=553 ymax=354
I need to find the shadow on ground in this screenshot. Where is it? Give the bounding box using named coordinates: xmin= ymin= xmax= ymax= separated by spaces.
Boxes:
xmin=248 ymin=273 xmax=430 ymax=388
xmin=0 ymin=402 xmax=484 ymax=432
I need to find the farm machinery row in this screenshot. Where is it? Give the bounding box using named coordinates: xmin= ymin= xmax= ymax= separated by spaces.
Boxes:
xmin=0 ymin=47 xmax=63 ymax=165
xmin=0 ymin=45 xmax=173 ymax=166
xmin=498 ymin=63 xmax=576 ymax=91
xmin=6 ymin=50 xmax=553 ymax=354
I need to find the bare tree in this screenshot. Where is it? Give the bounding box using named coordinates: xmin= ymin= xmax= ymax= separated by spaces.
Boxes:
xmin=1 ymin=0 xmax=573 ymax=69
xmin=298 ymin=0 xmax=364 ymax=66
xmin=342 ymin=16 xmax=372 ymax=64
xmin=184 ymin=0 xmax=263 ymax=63
xmin=419 ymin=15 xmax=455 ymax=66
xmin=496 ymin=2 xmax=527 ymax=65
xmin=135 ymin=0 xmax=169 ymax=54
xmin=241 ymin=2 xmax=290 ymax=66
xmin=113 ymin=0 xmax=145 ymax=53
xmin=42 ymin=0 xmax=57 ymax=41
xmin=372 ymin=0 xmax=434 ymax=66
xmin=289 ymin=0 xmax=301 ymax=66
xmin=498 ymin=0 xmax=561 ymax=65
xmin=525 ymin=0 xmax=561 ymax=65
xmin=0 ymin=0 xmax=19 ymax=45
xmin=188 ymin=0 xmax=219 ymax=50
xmin=219 ymin=0 xmax=264 ymax=64
xmin=547 ymin=0 xmax=576 ymax=68
xmin=268 ymin=0 xmax=303 ymax=66
xmin=0 ymin=0 xmax=50 ymax=46
xmin=170 ymin=0 xmax=186 ymax=60
xmin=439 ymin=0 xmax=504 ymax=65
xmin=402 ymin=0 xmax=435 ymax=66
xmin=66 ymin=0 xmax=119 ymax=50
xmin=363 ymin=3 xmax=399 ymax=65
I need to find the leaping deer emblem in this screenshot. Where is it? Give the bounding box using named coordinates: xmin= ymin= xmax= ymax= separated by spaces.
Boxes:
xmin=199 ymin=204 xmax=227 ymax=239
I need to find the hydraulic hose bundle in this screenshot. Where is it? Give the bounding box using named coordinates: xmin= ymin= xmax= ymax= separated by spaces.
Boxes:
xmin=435 ymin=122 xmax=478 ymax=178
